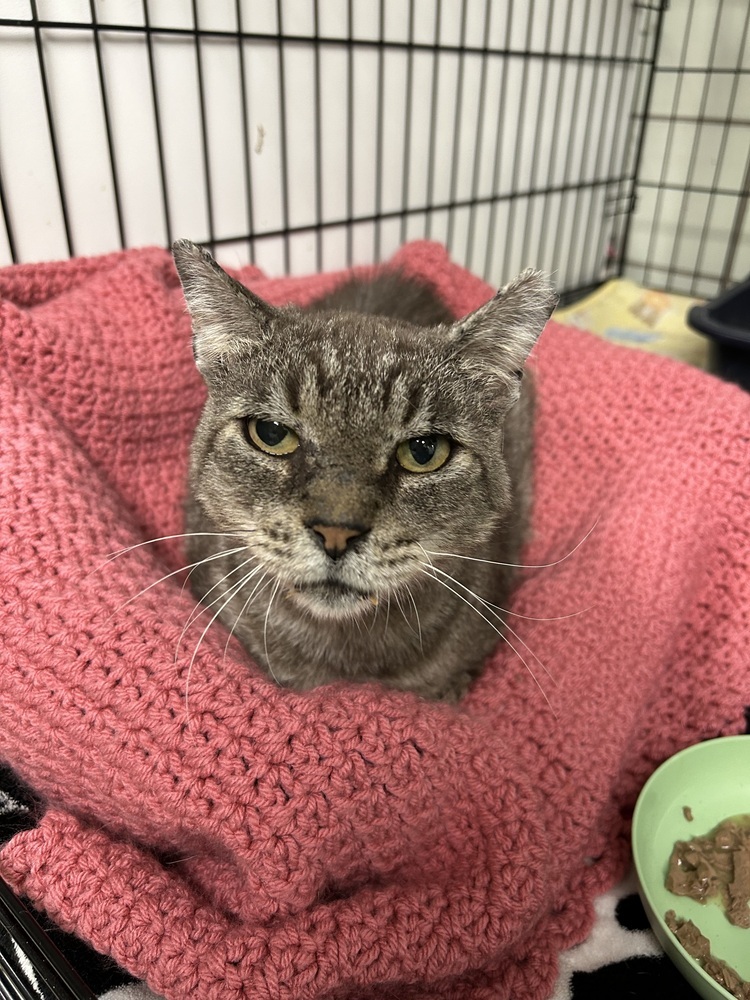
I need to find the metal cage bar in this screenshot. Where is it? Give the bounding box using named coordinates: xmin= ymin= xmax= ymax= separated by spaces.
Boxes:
xmin=5 ymin=0 xmax=741 ymax=302
xmin=621 ymin=0 xmax=750 ymax=296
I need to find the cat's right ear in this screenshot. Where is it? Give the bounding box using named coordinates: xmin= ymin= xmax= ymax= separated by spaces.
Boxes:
xmin=447 ymin=269 xmax=558 ymax=391
xmin=171 ymin=239 xmax=275 ymax=376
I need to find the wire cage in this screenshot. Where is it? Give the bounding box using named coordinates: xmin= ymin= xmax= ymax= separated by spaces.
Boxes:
xmin=623 ymin=0 xmax=750 ymax=298
xmin=0 ymin=3 xmax=749 ymax=998
xmin=0 ymin=1 xmax=748 ymax=298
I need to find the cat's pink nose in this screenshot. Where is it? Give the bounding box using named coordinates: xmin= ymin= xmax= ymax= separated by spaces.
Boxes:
xmin=309 ymin=523 xmax=366 ymax=560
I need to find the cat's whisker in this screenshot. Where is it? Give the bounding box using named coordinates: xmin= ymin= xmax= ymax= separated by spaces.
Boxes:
xmin=367 ymin=590 xmax=381 ymax=632
xmin=416 ymin=543 xmax=437 ymax=573
xmin=179 ymin=549 xmax=252 ymax=603
xmin=102 ymin=529 xmax=255 ymax=566
xmin=178 ymin=544 xmax=260 ymax=597
xmin=106 ymin=546 xmax=249 ymax=622
xmin=392 ymin=591 xmax=413 ymax=636
xmin=501 ymin=616 xmax=555 ymax=686
xmin=176 ymin=559 xmax=261 ymax=663
xmin=419 ymin=567 xmax=557 ymax=718
xmin=372 ymin=590 xmax=380 ymax=625
xmin=184 ymin=567 xmax=262 ymax=724
xmin=423 ymin=517 xmax=600 ymax=572
xmin=263 ymin=579 xmax=283 ymax=686
xmin=222 ymin=572 xmax=270 ymax=662
xmin=418 ymin=546 xmax=587 ymax=624
xmin=180 ymin=560 xmax=202 ymax=596
xmin=404 ymin=583 xmax=423 ymax=655
xmin=424 ymin=563 xmax=556 ymax=685
xmin=483 ymin=603 xmax=591 ymax=623
xmin=182 ymin=558 xmax=259 ymax=633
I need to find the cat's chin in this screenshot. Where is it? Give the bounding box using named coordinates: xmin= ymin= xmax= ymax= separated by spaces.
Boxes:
xmin=283 ymin=580 xmax=378 ymax=619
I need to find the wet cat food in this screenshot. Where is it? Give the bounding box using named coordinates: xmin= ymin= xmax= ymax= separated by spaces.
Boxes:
xmin=664 ymin=815 xmax=750 ymax=998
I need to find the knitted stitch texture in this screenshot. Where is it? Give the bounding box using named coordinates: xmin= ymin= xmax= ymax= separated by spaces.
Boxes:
xmin=0 ymin=241 xmax=748 ymax=999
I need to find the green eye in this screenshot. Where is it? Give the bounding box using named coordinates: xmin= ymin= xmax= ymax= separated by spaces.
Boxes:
xmin=246 ymin=418 xmax=299 ymax=456
xmin=396 ymin=434 xmax=451 ymax=473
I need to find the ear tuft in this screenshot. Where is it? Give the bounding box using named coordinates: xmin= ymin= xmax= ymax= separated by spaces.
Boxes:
xmin=171 ymin=239 xmax=274 ymax=376
xmin=449 ymin=268 xmax=558 ymax=389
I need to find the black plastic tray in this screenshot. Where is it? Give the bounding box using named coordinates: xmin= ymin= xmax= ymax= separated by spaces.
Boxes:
xmin=688 ymin=275 xmax=750 ymax=389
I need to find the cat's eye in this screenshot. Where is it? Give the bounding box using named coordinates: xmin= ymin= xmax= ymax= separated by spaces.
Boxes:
xmin=396 ymin=434 xmax=451 ymax=473
xmin=245 ymin=418 xmax=299 ymax=456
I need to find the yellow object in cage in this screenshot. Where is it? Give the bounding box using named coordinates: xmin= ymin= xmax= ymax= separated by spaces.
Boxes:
xmin=554 ymin=279 xmax=711 ymax=370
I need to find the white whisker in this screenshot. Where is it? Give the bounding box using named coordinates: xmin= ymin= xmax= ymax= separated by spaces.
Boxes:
xmin=416 ymin=544 xmax=437 ymax=573
xmin=182 ymin=557 xmax=258 ymax=632
xmin=486 ymin=603 xmax=591 ymax=623
xmin=419 ymin=567 xmax=557 ymax=718
xmin=263 ymin=579 xmax=283 ymax=685
xmin=176 ymin=559 xmax=261 ymax=663
xmin=424 ymin=517 xmax=599 ymax=571
xmin=404 ymin=583 xmax=423 ymax=655
xmin=393 ymin=591 xmax=414 ymax=636
xmin=102 ymin=530 xmax=252 ymax=566
xmin=426 ymin=561 xmax=587 ymax=625
xmin=423 ymin=563 xmax=557 ymax=685
xmin=501 ymin=617 xmax=555 ymax=686
xmin=222 ymin=572 xmax=270 ymax=661
xmin=367 ymin=589 xmax=381 ymax=632
xmin=106 ymin=545 xmax=248 ymax=621
xmin=184 ymin=566 xmax=261 ymax=723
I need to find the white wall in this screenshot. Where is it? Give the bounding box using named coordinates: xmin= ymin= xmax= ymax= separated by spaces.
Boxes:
xmin=1 ymin=0 xmax=663 ymax=293
xmin=623 ymin=0 xmax=750 ymax=298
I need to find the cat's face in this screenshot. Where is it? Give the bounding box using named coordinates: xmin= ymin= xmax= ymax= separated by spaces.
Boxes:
xmin=173 ymin=241 xmax=557 ymax=621
xmin=188 ymin=312 xmax=513 ymax=618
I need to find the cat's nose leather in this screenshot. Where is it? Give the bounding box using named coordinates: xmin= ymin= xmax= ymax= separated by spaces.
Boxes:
xmin=309 ymin=522 xmax=366 ymax=560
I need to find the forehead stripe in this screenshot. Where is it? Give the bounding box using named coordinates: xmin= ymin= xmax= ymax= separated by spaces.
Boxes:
xmin=285 ymin=369 xmax=301 ymax=412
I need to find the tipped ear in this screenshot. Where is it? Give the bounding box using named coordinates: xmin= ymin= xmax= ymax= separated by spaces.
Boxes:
xmin=448 ymin=269 xmax=558 ymax=389
xmin=171 ymin=239 xmax=275 ymax=375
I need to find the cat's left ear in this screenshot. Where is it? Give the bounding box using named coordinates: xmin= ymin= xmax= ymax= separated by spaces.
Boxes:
xmin=172 ymin=239 xmax=276 ymax=375
xmin=448 ymin=269 xmax=558 ymax=388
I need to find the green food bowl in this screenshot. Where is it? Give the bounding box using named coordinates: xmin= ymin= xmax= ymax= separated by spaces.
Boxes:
xmin=632 ymin=735 xmax=750 ymax=1000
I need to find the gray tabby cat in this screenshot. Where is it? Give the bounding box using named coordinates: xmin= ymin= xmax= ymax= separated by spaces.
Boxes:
xmin=172 ymin=240 xmax=557 ymax=701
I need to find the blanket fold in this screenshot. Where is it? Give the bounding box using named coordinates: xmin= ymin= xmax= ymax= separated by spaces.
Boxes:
xmin=0 ymin=240 xmax=748 ymax=999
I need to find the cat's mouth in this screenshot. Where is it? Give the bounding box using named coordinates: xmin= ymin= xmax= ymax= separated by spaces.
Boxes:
xmin=285 ymin=579 xmax=378 ymax=614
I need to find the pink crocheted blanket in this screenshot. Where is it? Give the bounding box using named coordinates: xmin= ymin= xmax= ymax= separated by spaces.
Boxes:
xmin=0 ymin=241 xmax=748 ymax=1000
